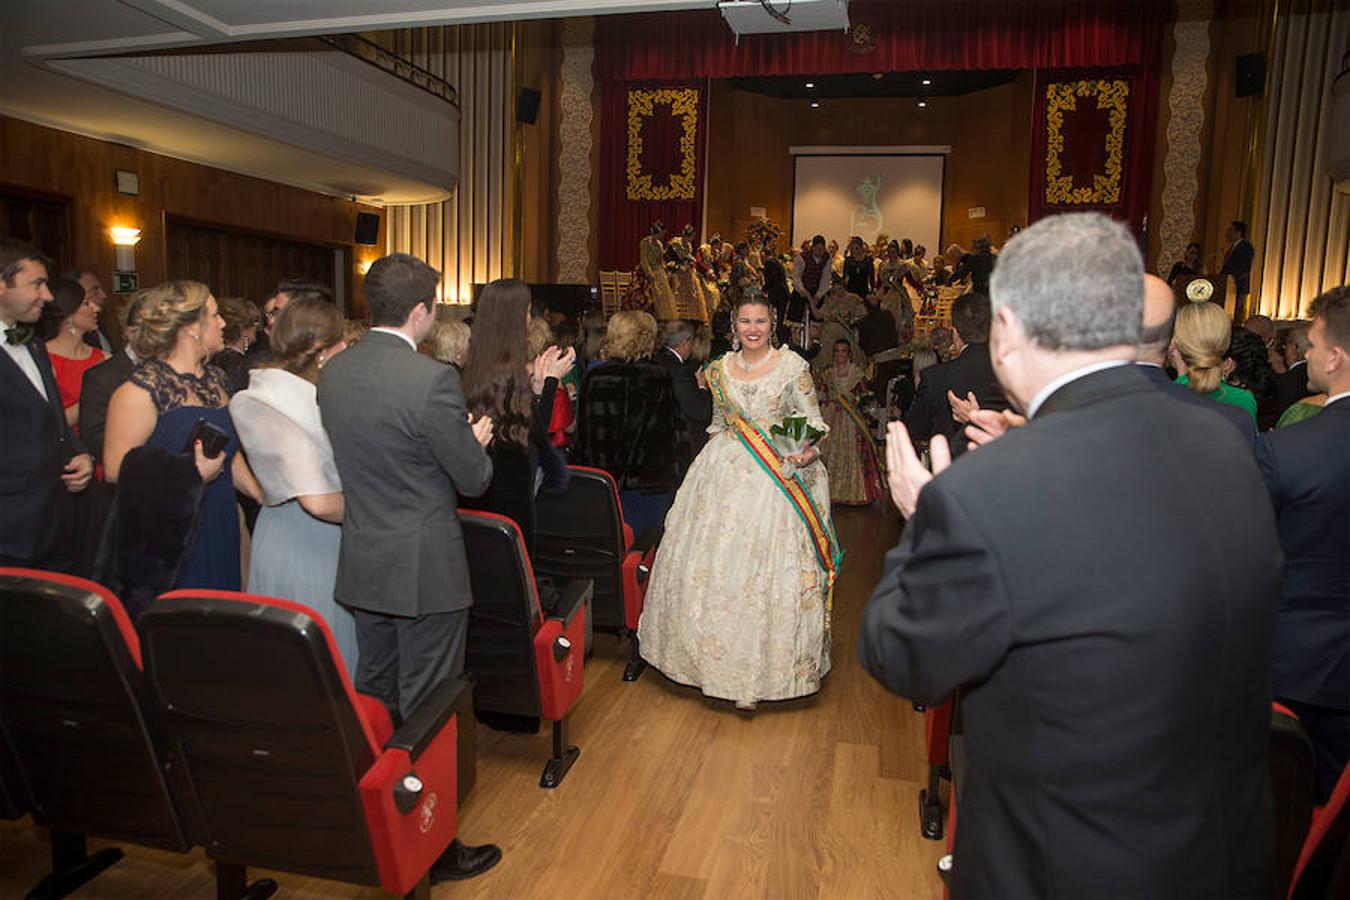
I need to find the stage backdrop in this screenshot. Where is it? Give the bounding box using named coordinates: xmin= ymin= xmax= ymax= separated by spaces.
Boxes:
xmin=791 ymin=153 xmax=944 ymax=255
xmin=1027 ymin=68 xmax=1160 ymax=234
xmin=599 ymin=81 xmax=708 ymax=271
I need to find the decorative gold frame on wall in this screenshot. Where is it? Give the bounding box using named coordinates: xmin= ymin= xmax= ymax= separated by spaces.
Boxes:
xmin=625 ymin=87 xmax=699 ymax=201
xmin=1043 ymin=79 xmax=1130 ymax=206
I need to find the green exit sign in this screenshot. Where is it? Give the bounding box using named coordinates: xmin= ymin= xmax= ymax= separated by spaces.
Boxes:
xmin=113 ymin=271 xmax=139 ymax=293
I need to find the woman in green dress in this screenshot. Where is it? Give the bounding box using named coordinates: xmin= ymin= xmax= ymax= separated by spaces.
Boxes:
xmin=1170 ymin=301 xmax=1258 ymax=423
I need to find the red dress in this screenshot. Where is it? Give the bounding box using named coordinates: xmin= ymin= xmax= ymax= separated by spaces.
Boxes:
xmin=48 ymin=346 xmax=106 ymax=418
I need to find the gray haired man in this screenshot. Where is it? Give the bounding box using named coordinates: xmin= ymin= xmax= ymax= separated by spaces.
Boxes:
xmin=860 ymin=213 xmax=1280 ymax=899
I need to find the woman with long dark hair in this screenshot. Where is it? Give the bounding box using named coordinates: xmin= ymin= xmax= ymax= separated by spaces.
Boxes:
xmin=39 ymin=277 xmax=105 ymax=428
xmin=459 ymin=279 xmax=574 ymax=557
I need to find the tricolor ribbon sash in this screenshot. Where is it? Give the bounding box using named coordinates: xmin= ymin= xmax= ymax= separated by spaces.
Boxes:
xmin=825 ymin=377 xmax=882 ymax=473
xmin=707 ymin=361 xmax=843 ymax=608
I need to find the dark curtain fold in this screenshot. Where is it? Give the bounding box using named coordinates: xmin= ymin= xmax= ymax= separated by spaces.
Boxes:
xmin=1027 ymin=67 xmax=1160 ymax=237
xmin=596 ymin=0 xmax=1167 ymax=82
xmin=599 ymin=81 xmax=708 ymax=271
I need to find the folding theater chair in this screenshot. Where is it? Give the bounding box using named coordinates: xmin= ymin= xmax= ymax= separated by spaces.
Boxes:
xmin=460 ymin=510 xmax=591 ymax=788
xmin=535 ymin=465 xmax=660 ymax=682
xmin=0 ymin=568 xmax=193 ymax=899
xmin=141 ymin=591 xmax=465 ymax=900
xmin=920 ymin=698 xmax=955 ymax=840
xmin=1271 ymin=703 xmax=1317 ymax=897
xmin=1286 ymin=740 xmax=1350 ymax=899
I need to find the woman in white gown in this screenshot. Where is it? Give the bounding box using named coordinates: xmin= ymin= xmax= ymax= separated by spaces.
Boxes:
xmin=638 ymin=293 xmax=838 ymax=709
xmin=229 ymin=296 xmax=358 ymax=675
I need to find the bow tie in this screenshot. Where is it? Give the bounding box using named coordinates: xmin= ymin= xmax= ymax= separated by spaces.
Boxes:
xmin=3 ymin=323 xmax=35 ymax=346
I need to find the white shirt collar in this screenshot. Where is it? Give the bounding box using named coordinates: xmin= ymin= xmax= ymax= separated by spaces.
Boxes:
xmin=1326 ymin=392 xmax=1350 ymax=408
xmin=666 ymin=345 xmax=684 ymax=364
xmin=1289 ymin=359 xmax=1306 ymax=370
xmin=1028 ymin=360 xmax=1132 ymax=418
xmin=125 ymin=345 xmax=140 ymax=365
xmin=369 ymin=326 xmax=418 ymax=351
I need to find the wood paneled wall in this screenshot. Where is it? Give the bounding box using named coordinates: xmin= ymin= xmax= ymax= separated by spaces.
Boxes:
xmin=704 ymin=75 xmax=1035 ymax=255
xmin=0 ymin=115 xmax=385 ymax=336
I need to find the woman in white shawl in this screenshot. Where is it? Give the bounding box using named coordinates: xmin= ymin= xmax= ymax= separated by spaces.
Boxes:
xmin=229 ymin=296 xmax=356 ymax=673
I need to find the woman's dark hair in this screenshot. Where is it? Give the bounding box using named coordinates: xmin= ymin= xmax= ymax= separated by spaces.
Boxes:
xmin=461 ymin=278 xmax=534 ymax=449
xmin=37 ymin=277 xmax=86 ymax=340
xmin=733 ymin=291 xmax=774 ymax=317
xmin=1225 ymin=326 xmax=1275 ymax=402
xmin=900 ymin=238 xmax=914 ymax=256
xmin=269 ymin=295 xmax=344 ymax=383
xmin=218 ymin=296 xmax=260 ymax=345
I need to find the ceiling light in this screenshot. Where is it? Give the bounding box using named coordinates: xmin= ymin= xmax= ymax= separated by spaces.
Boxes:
xmin=805 ymin=81 xmax=815 ymax=88
xmin=921 ymin=78 xmax=932 ymax=86
xmin=917 ymin=99 xmax=928 ymax=108
xmin=872 ymin=72 xmax=883 ymax=80
xmin=810 ymin=100 xmax=821 ymax=108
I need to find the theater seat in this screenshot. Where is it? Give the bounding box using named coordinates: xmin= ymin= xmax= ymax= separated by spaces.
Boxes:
xmin=535 ymin=465 xmax=660 ymax=681
xmin=0 ymin=568 xmax=192 ymax=898
xmin=1286 ymin=739 xmax=1350 ymax=899
xmin=1271 ymin=703 xmax=1316 ymax=897
xmin=920 ymin=698 xmax=955 ymax=841
xmin=460 ymin=510 xmax=591 ymax=788
xmin=141 ymin=591 xmax=464 ymax=899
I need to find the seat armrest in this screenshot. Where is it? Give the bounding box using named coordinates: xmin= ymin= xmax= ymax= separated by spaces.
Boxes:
xmin=387 ymin=676 xmax=471 ymax=760
xmin=551 ymin=578 xmax=593 ymax=628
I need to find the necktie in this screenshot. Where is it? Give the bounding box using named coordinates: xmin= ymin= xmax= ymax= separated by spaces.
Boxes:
xmin=3 ymin=323 xmax=35 ymax=346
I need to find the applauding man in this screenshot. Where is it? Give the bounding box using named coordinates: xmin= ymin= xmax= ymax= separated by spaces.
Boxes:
xmin=860 ymin=214 xmax=1280 ymax=899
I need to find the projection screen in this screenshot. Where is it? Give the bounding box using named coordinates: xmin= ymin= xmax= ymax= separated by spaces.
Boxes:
xmin=790 ymin=152 xmax=945 ymax=255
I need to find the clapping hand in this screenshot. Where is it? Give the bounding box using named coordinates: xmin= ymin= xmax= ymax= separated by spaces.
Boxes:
xmin=531 ymin=345 xmax=576 ymax=393
xmin=469 ymin=413 xmax=495 ymax=448
xmin=61 ymin=453 xmax=94 ymax=493
xmin=964 ymin=409 xmax=1028 ymax=449
xmin=947 ymin=389 xmax=979 ymax=424
xmin=885 ymin=421 xmax=950 ymax=519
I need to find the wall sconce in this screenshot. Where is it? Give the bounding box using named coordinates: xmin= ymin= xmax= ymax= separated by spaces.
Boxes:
xmin=359 ymin=258 xmax=374 ymax=275
xmin=110 ymin=226 xmax=141 ymax=272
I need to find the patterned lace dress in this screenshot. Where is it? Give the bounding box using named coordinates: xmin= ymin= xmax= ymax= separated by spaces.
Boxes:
xmin=637 ymin=349 xmax=834 ymax=705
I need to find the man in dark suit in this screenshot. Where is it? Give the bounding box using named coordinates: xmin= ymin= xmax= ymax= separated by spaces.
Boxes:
xmin=319 ymin=253 xmax=499 ymax=881
xmin=1220 ymin=219 xmax=1255 ymax=322
xmin=861 ymin=214 xmax=1280 ymax=899
xmin=0 ymin=238 xmax=94 ymax=569
xmin=950 ymin=234 xmax=997 ymax=297
xmin=1271 ymin=324 xmax=1312 ymax=418
xmin=1137 ymin=273 xmax=1256 ymax=444
xmin=1256 ymin=286 xmax=1350 ymax=802
xmin=655 ymin=319 xmax=712 ymax=465
xmin=904 ymin=291 xmax=1007 ymax=457
xmin=79 ymin=290 xmax=150 ymax=464
xmin=247 ymin=280 xmax=332 ymax=368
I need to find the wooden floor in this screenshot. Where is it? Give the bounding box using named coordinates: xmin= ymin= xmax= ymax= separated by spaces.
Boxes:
xmin=0 ymin=504 xmax=945 ymax=899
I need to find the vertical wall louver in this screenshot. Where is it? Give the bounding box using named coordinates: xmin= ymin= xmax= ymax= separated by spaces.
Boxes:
xmin=371 ymin=23 xmax=515 ymax=303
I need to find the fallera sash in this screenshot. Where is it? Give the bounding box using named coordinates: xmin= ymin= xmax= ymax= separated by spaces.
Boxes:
xmin=825 ymin=376 xmax=882 ymax=472
xmin=707 ymin=361 xmax=843 ymax=607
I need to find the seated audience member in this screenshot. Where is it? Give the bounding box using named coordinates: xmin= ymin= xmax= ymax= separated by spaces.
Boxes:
xmin=102 ymin=280 xmax=263 ymax=604
xmin=905 ymin=292 xmax=1007 ymax=457
xmin=0 ymin=237 xmax=94 ymax=570
xmin=1170 ymin=301 xmax=1258 ymax=424
xmin=80 ymin=291 xmax=151 ymax=463
xmin=654 ymin=318 xmax=712 ymax=466
xmin=1256 ymin=285 xmax=1350 ymax=802
xmin=39 ymin=277 xmax=106 ymax=428
xmin=860 ymin=212 xmax=1281 ymax=900
xmin=460 ymin=279 xmax=574 ymax=559
xmin=230 ymin=296 xmax=356 ymax=675
xmin=1135 ymin=274 xmax=1256 ymax=445
xmin=422 ymin=317 xmax=471 ymax=369
xmin=1226 ymin=327 xmax=1279 ymax=429
xmin=209 ymin=296 xmax=260 ymax=394
xmin=1272 ymin=324 xmax=1313 ymax=416
xmin=62 ymin=267 xmax=114 ymax=354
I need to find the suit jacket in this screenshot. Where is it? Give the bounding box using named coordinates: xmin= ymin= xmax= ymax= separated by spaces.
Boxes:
xmin=578 ymin=359 xmax=683 ymax=492
xmin=1 ymin=338 xmax=86 ymax=563
xmin=904 ymin=343 xmax=1008 ymax=457
xmin=1137 ymin=363 xmax=1256 ymax=446
xmin=654 ymin=347 xmax=712 ymax=456
xmin=1221 ymin=239 xmax=1255 ymax=295
xmin=861 ymin=365 xmax=1279 ymax=899
xmin=78 ymin=349 xmax=137 ymax=464
xmin=1255 ymin=397 xmax=1350 ymax=711
xmin=318 ymin=330 xmax=492 ymax=617
xmin=1271 ymin=362 xmax=1311 ymax=418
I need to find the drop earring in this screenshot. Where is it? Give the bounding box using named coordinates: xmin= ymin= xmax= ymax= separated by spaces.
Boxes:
xmin=732 ymin=333 xmax=741 ymax=352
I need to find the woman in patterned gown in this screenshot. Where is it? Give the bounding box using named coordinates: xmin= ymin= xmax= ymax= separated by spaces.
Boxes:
xmin=817 ymin=339 xmax=882 ymax=506
xmin=638 ymin=293 xmax=837 ymax=710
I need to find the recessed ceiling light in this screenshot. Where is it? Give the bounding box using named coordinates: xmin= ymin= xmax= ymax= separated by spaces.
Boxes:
xmin=805 ymin=81 xmax=815 ymax=89
xmin=810 ymin=100 xmax=821 ymax=108
xmin=873 ymin=73 xmax=883 ymax=80
xmin=921 ymin=78 xmax=932 ymax=86
xmin=917 ymin=99 xmax=928 ymax=108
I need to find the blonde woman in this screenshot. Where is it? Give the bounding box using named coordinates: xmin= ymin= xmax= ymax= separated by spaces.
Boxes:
xmin=1170 ymin=301 xmax=1258 ymax=423
xmin=422 ymin=318 xmax=471 ymax=369
xmin=104 ymin=280 xmax=262 ymax=596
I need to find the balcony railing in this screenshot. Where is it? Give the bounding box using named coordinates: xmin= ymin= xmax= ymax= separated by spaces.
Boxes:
xmin=318 ymin=33 xmax=458 ymax=106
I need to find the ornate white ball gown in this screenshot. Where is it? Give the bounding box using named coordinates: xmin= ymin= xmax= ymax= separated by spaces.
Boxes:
xmin=637 ymin=349 xmax=835 ymax=705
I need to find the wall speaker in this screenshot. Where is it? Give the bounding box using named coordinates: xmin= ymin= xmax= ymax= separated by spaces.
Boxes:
xmin=1236 ymin=53 xmax=1265 ymax=98
xmin=354 ymin=212 xmax=380 ymax=246
xmin=516 ymin=87 xmax=542 ymax=125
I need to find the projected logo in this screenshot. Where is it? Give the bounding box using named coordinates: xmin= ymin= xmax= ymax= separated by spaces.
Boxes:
xmin=851 ymin=175 xmax=883 ymax=241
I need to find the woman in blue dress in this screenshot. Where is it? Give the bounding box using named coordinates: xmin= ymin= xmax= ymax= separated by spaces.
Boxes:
xmin=104 ymin=280 xmax=261 ymax=591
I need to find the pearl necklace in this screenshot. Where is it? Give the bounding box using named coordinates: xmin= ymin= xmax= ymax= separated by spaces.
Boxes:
xmin=734 ymin=348 xmax=774 ymax=373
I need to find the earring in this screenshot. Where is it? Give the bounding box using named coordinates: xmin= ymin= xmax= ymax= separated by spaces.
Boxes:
xmin=732 ymin=334 xmax=742 ymax=352
xmin=317 ymin=353 xmax=327 ymax=369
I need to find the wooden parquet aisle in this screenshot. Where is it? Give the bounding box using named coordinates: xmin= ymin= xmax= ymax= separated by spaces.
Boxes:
xmin=0 ymin=505 xmax=944 ymax=899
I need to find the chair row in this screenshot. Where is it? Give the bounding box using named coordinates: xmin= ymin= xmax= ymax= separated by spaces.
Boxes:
xmin=0 ymin=503 xmax=599 ymax=898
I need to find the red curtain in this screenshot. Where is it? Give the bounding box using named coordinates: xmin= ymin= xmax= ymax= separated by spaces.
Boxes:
xmin=597 ymin=0 xmax=1166 ymax=82
xmin=1026 ymin=67 xmax=1160 ymax=236
xmin=599 ymin=81 xmax=708 ymax=271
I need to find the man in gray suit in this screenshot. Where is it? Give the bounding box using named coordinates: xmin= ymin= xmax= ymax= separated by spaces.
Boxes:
xmin=319 ymin=252 xmax=499 ymax=881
